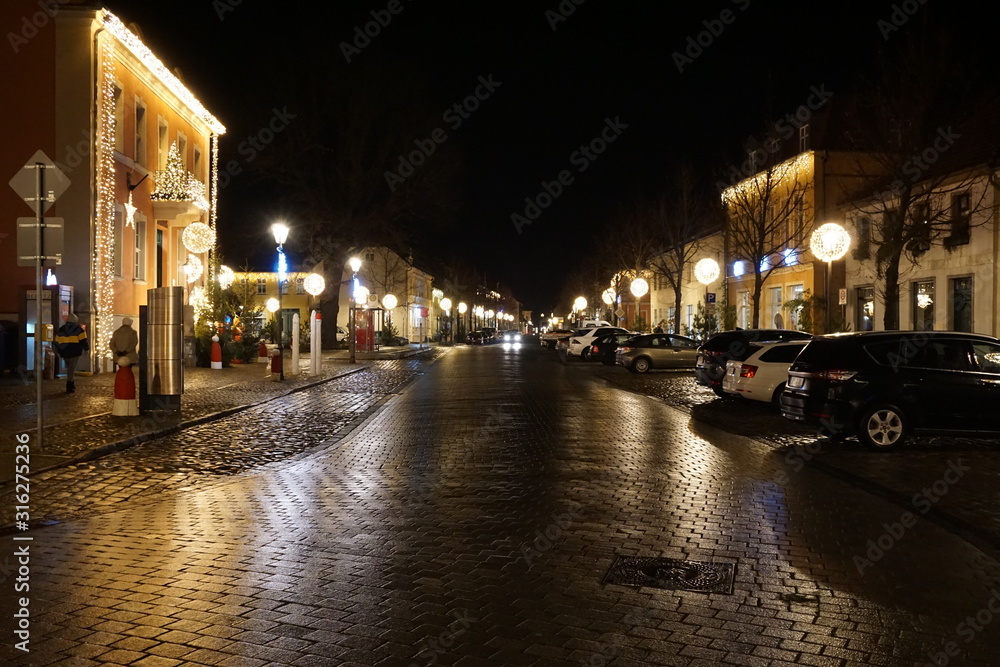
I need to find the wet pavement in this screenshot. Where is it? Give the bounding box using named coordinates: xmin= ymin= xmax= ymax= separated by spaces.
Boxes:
xmin=1 ymin=342 xmax=1000 ymax=665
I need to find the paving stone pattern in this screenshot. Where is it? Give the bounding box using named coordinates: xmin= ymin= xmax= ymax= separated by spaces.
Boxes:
xmin=2 ymin=346 xmax=1000 ymax=665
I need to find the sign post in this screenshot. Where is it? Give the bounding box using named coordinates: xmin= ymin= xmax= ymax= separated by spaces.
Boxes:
xmin=10 ymin=150 xmax=70 ymax=452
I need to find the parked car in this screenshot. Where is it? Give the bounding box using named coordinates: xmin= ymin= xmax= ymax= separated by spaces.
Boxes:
xmin=616 ymin=333 xmax=700 ymax=372
xmin=780 ymin=331 xmax=1000 ymax=450
xmin=589 ymin=332 xmax=638 ymax=365
xmin=466 ymin=331 xmax=484 ymax=345
xmin=480 ymin=327 xmax=499 ymax=343
xmin=722 ymin=340 xmax=811 ymax=404
xmin=696 ymin=329 xmax=813 ymax=397
xmin=540 ymin=328 xmax=573 ymax=349
xmin=567 ymin=326 xmax=629 ymax=359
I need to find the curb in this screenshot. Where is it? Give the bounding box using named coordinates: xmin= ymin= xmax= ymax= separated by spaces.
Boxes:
xmin=1 ymin=364 xmax=371 ymax=486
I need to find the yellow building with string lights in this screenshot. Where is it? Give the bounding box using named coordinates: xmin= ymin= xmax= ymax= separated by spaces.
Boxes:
xmin=0 ymin=1 xmax=224 ymax=373
xmin=719 ymin=131 xmax=867 ymax=333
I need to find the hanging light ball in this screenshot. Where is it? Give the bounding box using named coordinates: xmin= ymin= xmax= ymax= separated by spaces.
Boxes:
xmin=382 ymin=293 xmax=398 ymax=310
xmin=181 ymin=222 xmax=215 ymax=254
xmin=265 ymin=297 xmax=280 ymax=313
xmin=602 ymin=288 xmax=615 ymax=305
xmin=183 ymin=254 xmax=203 ymax=283
xmin=573 ymin=296 xmax=587 ymax=312
xmin=217 ymin=265 xmax=235 ymax=289
xmin=303 ymin=272 xmax=326 ymax=296
xmin=457 ymin=302 xmax=468 ymax=314
xmin=694 ymin=258 xmax=720 ymax=285
xmin=440 ymin=298 xmax=453 ymax=312
xmin=630 ymin=277 xmax=649 ymax=298
xmin=810 ymin=223 xmax=852 ymax=262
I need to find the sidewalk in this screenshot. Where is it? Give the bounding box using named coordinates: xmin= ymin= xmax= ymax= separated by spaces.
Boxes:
xmin=0 ymin=343 xmax=436 ymax=482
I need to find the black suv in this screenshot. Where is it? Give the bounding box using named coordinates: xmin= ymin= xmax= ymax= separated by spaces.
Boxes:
xmin=780 ymin=331 xmax=1000 ymax=450
xmin=695 ymin=329 xmax=812 ymax=397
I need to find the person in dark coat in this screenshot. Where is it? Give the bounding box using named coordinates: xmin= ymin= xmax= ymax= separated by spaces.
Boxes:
xmin=55 ymin=313 xmax=89 ymax=393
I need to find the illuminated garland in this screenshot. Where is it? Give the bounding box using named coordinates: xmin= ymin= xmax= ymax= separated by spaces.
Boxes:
xmin=151 ymin=142 xmax=207 ymax=209
xmin=721 ymin=153 xmax=813 ymax=205
xmin=209 ymin=134 xmax=219 ymax=286
xmin=94 ymin=36 xmax=117 ymax=363
xmin=101 ymin=11 xmax=225 ymax=134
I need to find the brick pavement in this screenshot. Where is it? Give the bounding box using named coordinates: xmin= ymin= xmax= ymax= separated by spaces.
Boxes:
xmin=0 ymin=345 xmax=436 ymax=482
xmin=1 ymin=345 xmax=1000 ymax=665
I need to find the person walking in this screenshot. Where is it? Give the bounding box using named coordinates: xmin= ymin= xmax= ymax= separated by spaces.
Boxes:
xmin=55 ymin=313 xmax=89 ymax=393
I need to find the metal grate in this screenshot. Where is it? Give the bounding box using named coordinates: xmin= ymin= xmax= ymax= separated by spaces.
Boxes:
xmin=602 ymin=556 xmax=736 ymax=594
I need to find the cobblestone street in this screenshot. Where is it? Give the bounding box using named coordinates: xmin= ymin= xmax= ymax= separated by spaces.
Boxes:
xmin=2 ymin=343 xmax=1000 ymax=665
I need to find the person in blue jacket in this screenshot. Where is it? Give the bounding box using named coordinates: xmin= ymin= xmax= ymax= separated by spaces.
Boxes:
xmin=55 ymin=314 xmax=89 ymax=393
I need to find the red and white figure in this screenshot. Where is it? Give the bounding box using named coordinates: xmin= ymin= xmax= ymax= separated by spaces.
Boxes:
xmin=211 ymin=335 xmax=223 ymax=369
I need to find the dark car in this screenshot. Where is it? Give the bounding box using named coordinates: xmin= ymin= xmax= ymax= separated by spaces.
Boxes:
xmin=466 ymin=331 xmax=484 ymax=345
xmin=696 ymin=329 xmax=813 ymax=397
xmin=780 ymin=331 xmax=1000 ymax=450
xmin=616 ymin=333 xmax=700 ymax=372
xmin=589 ymin=332 xmax=637 ymax=365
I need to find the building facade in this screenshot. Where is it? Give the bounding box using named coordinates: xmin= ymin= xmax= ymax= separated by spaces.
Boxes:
xmin=0 ymin=2 xmax=224 ymax=371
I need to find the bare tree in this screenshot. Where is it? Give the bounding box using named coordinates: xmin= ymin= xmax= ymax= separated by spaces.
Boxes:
xmin=722 ymin=153 xmax=811 ymax=328
xmin=645 ymin=166 xmax=716 ymax=334
xmin=841 ymin=25 xmax=992 ymax=330
xmin=249 ymin=54 xmax=462 ymax=345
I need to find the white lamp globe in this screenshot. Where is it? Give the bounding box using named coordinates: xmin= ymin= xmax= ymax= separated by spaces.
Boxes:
xmin=382 ymin=293 xmax=398 ymax=310
xmin=694 ymin=258 xmax=720 ymax=285
xmin=810 ymin=223 xmax=852 ymax=262
xmin=303 ymin=273 xmax=326 ymax=296
xmin=630 ymin=277 xmax=649 ymax=298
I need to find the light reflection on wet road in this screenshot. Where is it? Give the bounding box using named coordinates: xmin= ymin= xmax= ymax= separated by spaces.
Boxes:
xmin=3 ymin=345 xmax=1000 ymax=665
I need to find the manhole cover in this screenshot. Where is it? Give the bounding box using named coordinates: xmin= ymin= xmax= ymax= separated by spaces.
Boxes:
xmin=602 ymin=556 xmax=736 ymax=594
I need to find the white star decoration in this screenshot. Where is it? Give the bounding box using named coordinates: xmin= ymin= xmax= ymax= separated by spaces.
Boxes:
xmin=124 ymin=192 xmax=137 ymax=228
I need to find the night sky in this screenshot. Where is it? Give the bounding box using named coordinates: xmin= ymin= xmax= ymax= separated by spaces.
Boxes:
xmin=101 ymin=1 xmax=998 ymax=313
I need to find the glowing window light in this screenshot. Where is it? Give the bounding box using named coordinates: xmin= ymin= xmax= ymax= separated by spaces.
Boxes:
xmin=760 ymin=256 xmax=771 ymax=272
xmin=733 ymin=261 xmax=746 ymax=277
xmin=782 ymin=248 xmax=798 ymax=266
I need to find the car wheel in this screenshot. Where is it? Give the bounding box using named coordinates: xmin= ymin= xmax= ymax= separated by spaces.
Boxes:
xmin=581 ymin=347 xmax=593 ymax=362
xmin=711 ymin=385 xmax=727 ymax=398
xmin=858 ymin=405 xmax=907 ymax=451
xmin=633 ymin=357 xmax=651 ymax=373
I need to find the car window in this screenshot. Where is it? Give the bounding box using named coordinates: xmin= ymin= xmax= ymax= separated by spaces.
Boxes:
xmin=759 ymin=342 xmax=807 ymax=363
xmin=668 ymin=336 xmax=695 ymax=348
xmin=971 ymin=341 xmax=1000 ymax=374
xmin=865 ymin=338 xmax=971 ymax=371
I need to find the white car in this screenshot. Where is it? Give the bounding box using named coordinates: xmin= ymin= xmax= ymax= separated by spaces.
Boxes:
xmin=567 ymin=326 xmax=629 ymax=359
xmin=722 ymin=339 xmax=810 ymax=403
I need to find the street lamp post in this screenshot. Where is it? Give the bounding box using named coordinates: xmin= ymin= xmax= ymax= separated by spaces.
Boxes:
xmin=270 ymin=222 xmax=289 ymax=380
xmin=809 ymin=223 xmax=851 ymax=333
xmin=694 ymin=258 xmax=720 ymax=336
xmin=348 ymin=256 xmax=362 ymax=363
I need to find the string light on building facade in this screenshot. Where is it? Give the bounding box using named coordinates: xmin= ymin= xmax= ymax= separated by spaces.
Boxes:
xmin=721 ymin=153 xmax=813 ymax=206
xmin=190 ymin=286 xmax=209 ymax=323
xmin=94 ymin=36 xmax=117 ymax=363
xmin=182 ymin=221 xmax=216 ymax=254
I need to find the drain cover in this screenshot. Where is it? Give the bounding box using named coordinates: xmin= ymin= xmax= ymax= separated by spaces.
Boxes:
xmin=602 ymin=556 xmax=736 ymax=594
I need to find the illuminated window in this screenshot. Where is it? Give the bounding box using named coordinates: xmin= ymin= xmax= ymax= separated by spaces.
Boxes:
xmin=912 ymin=280 xmax=935 ymax=330
xmin=134 ymin=98 xmax=147 ymax=167
xmin=133 ymin=215 xmax=146 ymax=281
xmin=782 ymin=248 xmax=798 ymax=266
xmin=256 ymin=278 xmax=267 ymax=295
xmin=856 ymin=286 xmax=874 ymax=331
xmin=733 ymin=261 xmax=745 ymax=277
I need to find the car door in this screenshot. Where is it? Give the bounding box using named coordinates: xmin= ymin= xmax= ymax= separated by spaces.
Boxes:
xmin=666 ymin=335 xmax=700 ymax=368
xmin=969 ymin=340 xmax=1000 ymax=432
xmin=901 ymin=338 xmax=977 ymax=432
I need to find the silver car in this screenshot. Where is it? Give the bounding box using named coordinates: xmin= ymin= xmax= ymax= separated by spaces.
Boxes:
xmin=616 ymin=334 xmax=700 ymax=373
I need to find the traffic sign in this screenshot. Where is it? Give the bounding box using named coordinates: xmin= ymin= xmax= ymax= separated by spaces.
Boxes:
xmin=706 ymin=292 xmax=716 ymax=303
xmin=9 ymin=150 xmax=71 ymax=215
xmin=615 ymin=307 xmax=625 ymax=318
xmin=16 ymin=217 xmax=63 ymax=267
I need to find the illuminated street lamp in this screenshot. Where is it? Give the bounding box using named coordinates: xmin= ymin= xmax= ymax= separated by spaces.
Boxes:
xmin=694 ymin=258 xmax=720 ymax=334
xmin=810 ymin=222 xmax=851 ymax=333
xmin=440 ymin=298 xmax=452 ymax=344
xmin=348 ymin=256 xmax=362 ymax=363
xmin=270 ymin=222 xmax=289 ymax=380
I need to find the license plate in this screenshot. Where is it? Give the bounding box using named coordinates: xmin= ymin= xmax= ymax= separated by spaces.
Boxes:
xmin=789 ymin=376 xmax=803 ymax=388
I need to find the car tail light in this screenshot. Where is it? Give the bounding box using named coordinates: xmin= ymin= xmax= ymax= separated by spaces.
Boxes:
xmin=739 ymin=364 xmax=757 ymax=378
xmin=591 ymin=345 xmax=599 ymax=353
xmin=619 ymin=347 xmax=632 ymax=354
xmin=810 ymin=370 xmax=857 ymax=381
